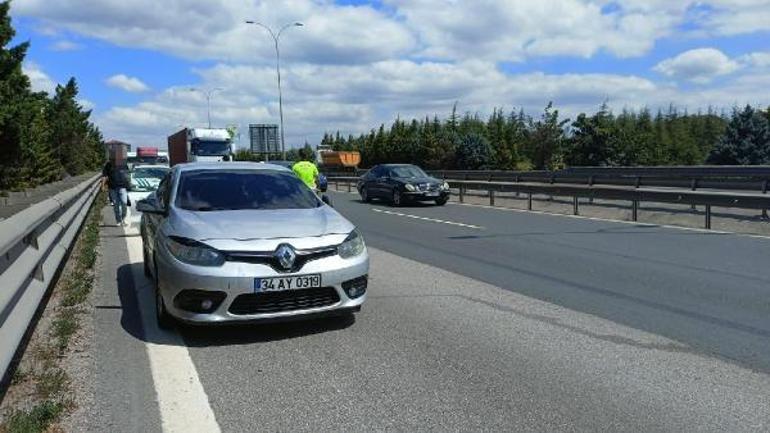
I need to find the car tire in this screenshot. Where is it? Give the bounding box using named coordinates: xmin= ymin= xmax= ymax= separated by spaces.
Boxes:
xmin=154 ymin=264 xmax=174 ymax=330
xmin=391 ymin=189 xmax=403 ymax=207
xmin=435 ymin=197 xmax=448 ymax=206
xmin=360 ymin=187 xmax=371 ymax=203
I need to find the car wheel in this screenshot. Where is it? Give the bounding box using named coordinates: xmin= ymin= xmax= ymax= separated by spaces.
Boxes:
xmin=360 ymin=187 xmax=371 ymax=203
xmin=391 ymin=189 xmax=402 ymax=207
xmin=435 ymin=197 xmax=449 ymax=206
xmin=154 ymin=264 xmax=174 ymax=330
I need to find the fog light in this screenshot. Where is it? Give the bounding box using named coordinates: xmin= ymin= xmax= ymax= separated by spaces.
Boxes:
xmin=342 ymin=275 xmax=368 ymax=299
xmin=173 ymin=289 xmax=227 ymax=313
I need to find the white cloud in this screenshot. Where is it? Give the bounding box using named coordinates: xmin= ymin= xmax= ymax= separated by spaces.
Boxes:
xmin=12 ymin=0 xmax=415 ymax=64
xmin=22 ymin=62 xmax=57 ymax=93
xmin=106 ymin=74 xmax=150 ymax=92
xmin=739 ymin=51 xmax=770 ymax=68
xmin=653 ymin=48 xmax=740 ymax=83
xmin=78 ymin=98 xmax=95 ymax=111
xmin=12 ymin=0 xmax=770 ymax=147
xmin=49 ymin=40 xmax=82 ymax=51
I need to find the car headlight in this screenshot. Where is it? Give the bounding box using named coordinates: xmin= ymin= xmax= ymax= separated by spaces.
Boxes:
xmin=441 ymin=182 xmax=450 ymax=190
xmin=338 ymin=229 xmax=366 ymax=259
xmin=404 ymin=183 xmax=416 ymax=192
xmin=164 ymin=236 xmax=225 ymax=266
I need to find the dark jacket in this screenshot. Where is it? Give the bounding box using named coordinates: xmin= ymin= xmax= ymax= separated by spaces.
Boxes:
xmin=103 ymin=162 xmax=130 ymax=189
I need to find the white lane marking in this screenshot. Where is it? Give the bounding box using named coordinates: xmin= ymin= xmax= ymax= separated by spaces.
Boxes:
xmin=449 ymin=201 xmax=770 ymax=240
xmin=123 ymin=230 xmax=221 ymax=433
xmin=372 ymin=208 xmax=483 ymax=229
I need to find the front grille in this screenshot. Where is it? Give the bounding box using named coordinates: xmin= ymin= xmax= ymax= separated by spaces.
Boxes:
xmin=228 ymin=287 xmax=340 ymax=315
xmin=417 ymin=183 xmax=439 ymax=191
xmin=224 ymin=247 xmax=336 ymax=273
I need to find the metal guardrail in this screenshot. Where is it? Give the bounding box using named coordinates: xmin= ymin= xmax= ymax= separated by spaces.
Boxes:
xmin=326 ymin=176 xmax=770 ymax=229
xmin=324 ymin=166 xmax=770 ymax=193
xmin=0 ymin=174 xmax=100 ymax=382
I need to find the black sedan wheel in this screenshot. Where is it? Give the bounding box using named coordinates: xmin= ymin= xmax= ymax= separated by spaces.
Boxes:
xmin=391 ymin=189 xmax=403 ymax=207
xmin=360 ymin=186 xmax=371 ymax=203
xmin=435 ymin=197 xmax=448 ymax=206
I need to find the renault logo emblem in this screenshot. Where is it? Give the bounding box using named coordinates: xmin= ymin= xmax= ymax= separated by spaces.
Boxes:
xmin=274 ymin=244 xmax=296 ymax=270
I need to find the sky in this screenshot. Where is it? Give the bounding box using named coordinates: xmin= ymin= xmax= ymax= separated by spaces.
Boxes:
xmin=9 ymin=0 xmax=770 ymax=150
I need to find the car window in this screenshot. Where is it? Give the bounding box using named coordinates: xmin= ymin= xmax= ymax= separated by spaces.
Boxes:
xmin=156 ymin=174 xmax=171 ymax=209
xmin=175 ymin=170 xmax=321 ymax=211
xmin=390 ymin=165 xmax=427 ymax=178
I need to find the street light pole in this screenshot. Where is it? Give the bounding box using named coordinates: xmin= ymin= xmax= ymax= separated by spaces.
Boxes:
xmin=189 ymin=87 xmax=223 ymax=128
xmin=245 ymin=20 xmax=303 ymax=160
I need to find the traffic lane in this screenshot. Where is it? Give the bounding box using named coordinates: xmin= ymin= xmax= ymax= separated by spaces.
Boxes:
xmin=342 ymin=191 xmax=770 ymax=283
xmin=329 ymin=191 xmax=770 ymax=372
xmin=178 ymin=247 xmax=770 ymax=432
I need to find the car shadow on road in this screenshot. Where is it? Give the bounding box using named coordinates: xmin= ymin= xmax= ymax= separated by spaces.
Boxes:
xmin=178 ymin=315 xmax=355 ymax=348
xmin=116 ymin=263 xmax=355 ymax=348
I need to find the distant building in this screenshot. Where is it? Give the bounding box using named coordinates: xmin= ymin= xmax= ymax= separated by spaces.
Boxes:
xmin=249 ymin=124 xmax=279 ymax=154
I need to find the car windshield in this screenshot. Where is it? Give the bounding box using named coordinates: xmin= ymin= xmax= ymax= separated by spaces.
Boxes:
xmin=389 ymin=165 xmax=427 ymax=178
xmin=175 ymin=170 xmax=321 ymax=211
xmin=130 ymin=167 xmax=168 ymax=192
xmin=193 ymin=140 xmax=230 ymax=156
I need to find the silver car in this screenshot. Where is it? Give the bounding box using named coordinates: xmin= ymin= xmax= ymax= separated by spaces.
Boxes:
xmin=137 ymin=162 xmax=368 ymax=328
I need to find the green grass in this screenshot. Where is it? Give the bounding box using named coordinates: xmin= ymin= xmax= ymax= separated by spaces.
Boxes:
xmin=3 ymin=401 xmax=64 ymax=433
xmin=34 ymin=368 xmax=69 ymax=400
xmin=51 ymin=309 xmax=80 ymax=354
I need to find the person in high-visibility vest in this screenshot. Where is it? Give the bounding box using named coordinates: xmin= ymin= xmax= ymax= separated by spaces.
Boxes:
xmin=292 ymin=159 xmax=320 ymax=190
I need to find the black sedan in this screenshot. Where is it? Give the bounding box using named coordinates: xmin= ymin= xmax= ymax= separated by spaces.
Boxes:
xmin=357 ymin=164 xmax=450 ymax=206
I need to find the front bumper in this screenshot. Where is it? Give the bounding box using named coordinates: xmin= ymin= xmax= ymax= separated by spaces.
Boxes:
xmin=156 ymin=247 xmax=369 ymax=324
xmin=404 ymin=190 xmax=450 ymax=201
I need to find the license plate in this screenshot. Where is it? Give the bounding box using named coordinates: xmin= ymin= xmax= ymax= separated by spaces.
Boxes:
xmin=254 ymin=274 xmax=321 ymax=292
xmin=426 ymin=191 xmax=440 ymax=197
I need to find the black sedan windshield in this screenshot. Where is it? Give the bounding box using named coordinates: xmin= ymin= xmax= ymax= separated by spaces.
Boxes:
xmin=390 ymin=165 xmax=427 ymax=178
xmin=175 ymin=170 xmax=321 ymax=211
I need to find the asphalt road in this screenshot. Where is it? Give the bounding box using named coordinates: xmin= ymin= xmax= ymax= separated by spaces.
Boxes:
xmin=86 ymin=197 xmax=770 ymax=432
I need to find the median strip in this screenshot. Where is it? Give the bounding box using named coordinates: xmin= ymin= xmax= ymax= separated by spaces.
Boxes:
xmin=0 ymin=192 xmax=104 ymax=433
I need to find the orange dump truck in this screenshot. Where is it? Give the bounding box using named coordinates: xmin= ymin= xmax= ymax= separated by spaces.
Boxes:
xmin=319 ymin=150 xmax=361 ymax=168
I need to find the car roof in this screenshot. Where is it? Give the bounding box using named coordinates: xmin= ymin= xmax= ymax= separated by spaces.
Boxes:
xmin=174 ymin=162 xmax=292 ymax=173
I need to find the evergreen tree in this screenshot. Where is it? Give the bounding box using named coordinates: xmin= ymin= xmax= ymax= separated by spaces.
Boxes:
xmin=526 ymin=102 xmax=569 ymax=170
xmin=456 ymin=132 xmax=492 ymax=169
xmin=708 ymin=105 xmax=770 ymax=165
xmin=0 ymin=0 xmax=32 ymax=188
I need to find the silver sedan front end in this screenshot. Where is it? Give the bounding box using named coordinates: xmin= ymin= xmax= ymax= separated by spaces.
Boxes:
xmin=155 ymin=235 xmax=369 ymax=324
xmin=139 ymin=163 xmax=369 ymax=326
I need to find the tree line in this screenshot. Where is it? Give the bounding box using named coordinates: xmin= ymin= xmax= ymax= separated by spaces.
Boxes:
xmin=0 ymin=1 xmax=103 ymax=191
xmin=321 ymin=102 xmax=770 ymax=171
xmin=234 ymin=142 xmax=316 ymax=163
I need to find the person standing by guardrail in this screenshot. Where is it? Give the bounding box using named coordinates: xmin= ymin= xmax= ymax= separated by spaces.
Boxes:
xmin=101 ymin=160 xmax=130 ymax=226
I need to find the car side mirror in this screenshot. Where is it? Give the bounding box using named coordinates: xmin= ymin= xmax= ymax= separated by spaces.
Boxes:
xmin=321 ymin=195 xmax=333 ymax=207
xmin=136 ymin=198 xmax=165 ymax=215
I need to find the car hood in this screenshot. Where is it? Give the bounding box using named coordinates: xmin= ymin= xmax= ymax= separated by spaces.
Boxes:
xmin=168 ymin=205 xmax=354 ymax=242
